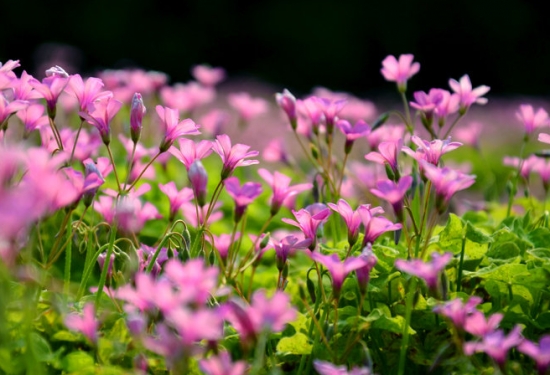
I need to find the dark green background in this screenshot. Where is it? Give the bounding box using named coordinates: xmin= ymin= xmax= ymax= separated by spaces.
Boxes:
xmin=2 ymin=0 xmax=549 ymax=97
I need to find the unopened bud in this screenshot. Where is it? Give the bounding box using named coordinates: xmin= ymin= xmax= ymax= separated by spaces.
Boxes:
xmin=130 ymin=93 xmax=146 ymax=143
xmin=189 ymin=160 xmax=208 ymax=207
xmin=275 ymin=89 xmax=297 ymax=127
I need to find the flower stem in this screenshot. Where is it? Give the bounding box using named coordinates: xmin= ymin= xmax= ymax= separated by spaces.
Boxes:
xmin=398 ymin=277 xmax=417 ymax=375
xmin=95 ymin=224 xmax=117 ymax=309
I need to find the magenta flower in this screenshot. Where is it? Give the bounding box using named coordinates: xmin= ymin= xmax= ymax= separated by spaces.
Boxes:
xmin=191 ymin=64 xmax=226 ymax=87
xmin=311 ymin=96 xmax=347 ymax=132
xmin=164 ymin=258 xmax=220 ymax=305
xmin=448 ymin=74 xmax=490 ymax=113
xmin=224 ymin=290 xmax=296 ymax=344
xmin=355 ymin=245 xmax=378 ymax=295
xmin=212 ymin=134 xmax=259 ymax=179
xmin=0 ymin=95 xmax=29 ymax=129
xmin=314 ymin=360 xmax=371 ymax=375
xmin=262 ymin=138 xmax=291 ymax=165
xmin=66 ymin=74 xmax=113 ymax=112
xmin=282 ymin=203 xmax=331 ymax=250
xmin=433 ymin=296 xmax=483 ymax=330
xmin=336 ymin=119 xmax=370 ymax=153
xmin=518 ymin=336 xmax=550 ymax=375
xmin=276 ymin=88 xmax=297 ymax=126
xmin=516 ymin=104 xmax=549 ymax=135
xmin=79 ymin=96 xmax=123 ymax=145
xmin=188 ymin=160 xmax=209 ymax=206
xmin=224 ymin=176 xmax=262 ymax=222
xmin=380 ymin=54 xmax=420 ymax=92
xmin=370 ymin=176 xmax=412 ymax=221
xmin=327 ymin=199 xmax=365 ymax=246
xmin=464 ymin=326 xmax=523 ymax=367
xmin=160 ymin=82 xmax=215 ymax=113
xmin=358 ymin=205 xmax=400 ymax=246
xmin=169 ymin=138 xmax=213 ymax=171
xmin=29 ymin=70 xmax=69 ymax=118
xmin=455 ymin=121 xmax=483 ymax=149
xmin=200 ymin=352 xmax=247 ymax=375
xmin=156 ymin=105 xmax=201 ymax=152
xmin=365 ymin=139 xmax=403 ymax=180
xmin=395 ymin=252 xmax=452 ymax=290
xmin=228 ymin=92 xmax=269 ymax=122
xmin=402 ymin=135 xmax=462 ymax=166
xmin=64 ymin=303 xmax=99 ymax=344
xmin=464 ymin=311 xmax=503 ymax=337
xmin=309 ymin=251 xmax=370 ymax=299
xmin=258 ymin=168 xmax=312 ymax=215
xmin=16 ymin=103 xmax=49 ymax=137
xmin=199 ymin=109 xmax=230 ymax=135
xmin=298 ymin=97 xmax=324 ymax=132
xmin=158 ymin=181 xmax=194 ymax=221
xmin=420 ymin=160 xmax=476 ymax=212
xmin=211 ymin=232 xmax=240 ymax=261
xmin=12 ymin=71 xmax=40 ymax=101
xmin=130 ymin=92 xmax=146 ymax=143
xmin=270 ymin=234 xmax=311 ymax=270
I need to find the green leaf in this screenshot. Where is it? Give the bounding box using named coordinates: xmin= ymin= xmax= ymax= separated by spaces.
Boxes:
xmin=363 ymin=308 xmax=416 ymax=335
xmin=276 ymin=333 xmax=312 ymax=355
xmin=62 ymin=351 xmax=95 ymax=373
xmin=465 ymin=221 xmax=492 ymax=244
xmin=52 ymin=330 xmax=82 ymax=342
xmin=30 ymin=332 xmax=54 ymax=362
xmin=527 ymin=227 xmax=550 ymax=249
xmin=486 ymin=242 xmax=520 ymax=259
xmin=438 ymin=214 xmax=464 ymax=253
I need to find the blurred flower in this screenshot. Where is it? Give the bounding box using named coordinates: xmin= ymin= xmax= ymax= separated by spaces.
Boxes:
xmin=448 ymin=74 xmax=490 ymax=113
xmin=224 ymin=176 xmax=262 ymax=222
xmin=365 ymin=139 xmax=403 ymax=180
xmin=158 ymin=181 xmax=194 ymax=221
xmin=380 ymin=54 xmax=420 ymax=92
xmin=539 ymin=133 xmax=550 ymax=145
xmin=258 ymin=168 xmax=312 ymax=216
xmin=395 ymin=252 xmax=452 ymax=290
xmin=200 ymin=352 xmax=247 ymax=375
xmin=464 ymin=326 xmax=523 ymax=367
xmin=518 ymin=335 xmax=550 ymax=375
xmin=16 ymin=103 xmax=49 ymax=137
xmin=160 ymin=82 xmax=215 ymax=113
xmin=314 ymin=359 xmax=371 ymax=375
xmin=276 ymin=88 xmax=297 ymax=127
xmin=64 ymin=303 xmax=99 ymax=344
xmin=191 ymin=64 xmax=226 ymax=87
xmin=355 ymin=245 xmax=377 ymax=295
xmin=516 ymin=104 xmax=549 ymax=135
xmin=228 ymin=92 xmax=269 ymax=122
xmin=336 ymin=119 xmax=370 ymax=153
xmin=433 ymin=296 xmax=483 ymax=330
xmin=269 ymin=235 xmax=311 ymax=270
xmin=370 ymin=176 xmax=412 ymax=221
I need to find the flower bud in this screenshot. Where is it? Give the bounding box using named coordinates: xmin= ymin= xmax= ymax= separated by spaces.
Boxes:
xmin=130 ymin=93 xmax=146 ymax=143
xmin=189 ymin=160 xmax=208 ymax=207
xmin=275 ymin=89 xmax=297 ymax=128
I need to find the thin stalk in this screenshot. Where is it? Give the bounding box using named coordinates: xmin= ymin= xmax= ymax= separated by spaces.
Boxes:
xmin=456 ymin=233 xmax=467 ymax=292
xmin=122 ymin=141 xmax=138 ymax=191
xmin=95 ymin=225 xmax=117 ymax=309
xmin=46 ymin=209 xmax=73 ymax=267
xmin=126 ymin=150 xmax=161 ymax=192
xmin=506 ymin=136 xmax=528 ymax=218
xmin=442 ymin=112 xmax=465 ymax=139
xmin=337 ymin=152 xmax=350 ymax=197
xmin=106 ymin=144 xmax=122 ymax=193
xmin=398 ymin=277 xmax=417 ymax=375
xmin=399 ymin=91 xmax=414 ymax=134
xmin=69 ymin=119 xmax=85 ymax=163
xmin=48 ymin=116 xmax=64 ymax=151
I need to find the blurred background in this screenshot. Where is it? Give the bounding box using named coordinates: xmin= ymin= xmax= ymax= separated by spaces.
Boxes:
xmin=2 ymin=0 xmax=550 ymax=98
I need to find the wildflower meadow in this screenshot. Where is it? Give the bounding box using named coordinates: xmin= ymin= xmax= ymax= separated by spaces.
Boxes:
xmin=1 ymin=55 xmax=550 ymax=375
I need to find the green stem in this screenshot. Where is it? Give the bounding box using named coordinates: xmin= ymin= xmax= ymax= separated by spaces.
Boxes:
xmin=125 ymin=150 xmax=161 ymax=192
xmin=250 ymin=331 xmax=269 ymax=375
xmin=69 ymin=119 xmax=85 ymax=164
xmin=398 ymin=277 xmax=417 ymax=375
xmin=106 ymin=144 xmax=122 ymax=194
xmin=63 ymin=226 xmax=73 ymax=295
xmin=399 ymin=91 xmax=414 ymax=134
xmin=456 ymin=233 xmax=467 ymax=292
xmin=95 ymin=225 xmax=117 ymax=309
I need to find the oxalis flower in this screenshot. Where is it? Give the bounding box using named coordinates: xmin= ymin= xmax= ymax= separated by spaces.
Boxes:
xmin=224 ymin=176 xmax=262 ymax=223
xmin=464 ymin=326 xmax=524 ymax=368
xmin=314 ymin=359 xmax=371 ymax=375
xmin=282 ymin=203 xmax=331 ymax=250
xmin=395 ymin=252 xmax=452 ymax=292
xmin=156 ymin=105 xmax=201 ymax=152
xmin=258 ymin=168 xmax=312 ymax=216
xmin=380 ymin=54 xmax=420 ymax=92
xmin=212 ymin=134 xmax=259 ymax=179
xmin=79 ymin=96 xmax=123 ymax=145
xmin=64 ymin=303 xmax=99 ymax=344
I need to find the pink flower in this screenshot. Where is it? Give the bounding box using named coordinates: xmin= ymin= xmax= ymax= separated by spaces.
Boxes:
xmin=169 ymin=138 xmax=213 ymax=171
xmin=0 ymin=59 xmax=20 ymax=74
xmin=276 ymin=89 xmax=297 ymax=125
xmin=454 ymin=121 xmax=483 ymax=149
xmin=16 ymin=103 xmax=49 ymax=137
xmin=464 ymin=326 xmax=523 ymax=367
xmin=380 ymin=54 xmax=420 ymax=92
xmin=311 ymin=96 xmax=347 ymax=131
xmin=212 ymin=134 xmax=259 ymax=179
xmin=539 ymin=133 xmax=550 ymax=145
xmin=199 ymin=109 xmax=230 ymax=135
xmin=448 ymin=74 xmax=490 ymax=112
xmin=211 ymin=233 xmax=240 ymax=261
xmin=464 ymin=311 xmax=503 ymax=337
xmin=518 ymin=335 xmax=550 ymax=375
xmin=433 ymin=296 xmax=483 ymax=330
xmin=358 ymin=205 xmax=400 ymax=246
xmin=269 ymin=235 xmax=311 ymax=270
xmin=160 ymin=82 xmax=215 ymax=113
xmin=130 ymin=92 xmax=146 ymax=143
xmin=395 ymin=252 xmax=453 ymax=290
xmin=158 ymin=181 xmax=194 ymax=221
xmin=0 ymin=94 xmax=29 ymax=128
xmin=156 ymin=105 xmax=201 ymax=152
xmin=258 ymin=168 xmax=312 ymax=215
xmin=309 ymin=251 xmax=370 ymax=299
xmin=200 ymin=352 xmax=247 ymax=375
xmin=224 ymin=176 xmax=262 ymax=222
xmin=228 ymin=92 xmax=269 ymax=122
xmin=355 ymin=245 xmax=378 ymax=295
xmin=262 ymin=138 xmax=291 ymax=165
xmin=191 ymin=64 xmax=226 ymax=87
xmin=64 ymin=303 xmax=99 ymax=344
xmin=336 ymin=119 xmax=370 ymax=153
xmin=282 ymin=203 xmax=331 ymax=250
xmin=327 ymin=199 xmax=366 ymax=246
xmin=370 ymin=176 xmax=412 ymax=221
xmin=79 ymin=96 xmax=123 ymax=145
xmin=516 ymin=104 xmax=549 ymax=135
xmin=314 ymin=360 xmax=371 ymax=375
xmin=66 ymin=74 xmax=113 ymax=112
xmin=365 ymin=139 xmax=403 ymax=179
xmin=420 ymin=160 xmax=476 ymax=212
xmin=402 ymin=135 xmax=462 ymax=166
xmin=29 ymin=70 xmax=69 ymax=118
